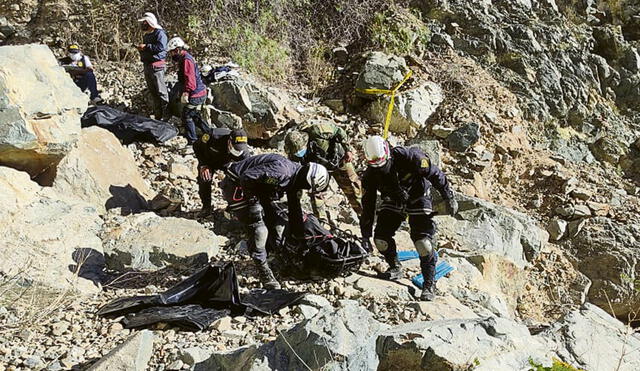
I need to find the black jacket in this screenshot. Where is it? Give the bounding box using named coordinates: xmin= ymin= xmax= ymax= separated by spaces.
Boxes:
xmin=226 ymin=154 xmax=305 ymax=237
xmin=360 ymin=146 xmax=453 ymax=238
xmin=193 ymin=128 xmax=250 ymax=171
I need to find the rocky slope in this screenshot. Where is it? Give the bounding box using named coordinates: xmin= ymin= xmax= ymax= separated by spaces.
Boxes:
xmin=1 ymin=0 xmax=640 ymax=370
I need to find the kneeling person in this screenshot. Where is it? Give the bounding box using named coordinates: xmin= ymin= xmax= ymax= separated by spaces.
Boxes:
xmin=194 ymin=128 xmax=250 ymax=217
xmin=222 ymin=154 xmax=329 ymax=289
xmin=360 ymin=136 xmax=458 ymax=301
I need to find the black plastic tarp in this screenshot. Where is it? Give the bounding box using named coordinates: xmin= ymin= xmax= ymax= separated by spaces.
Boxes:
xmin=98 ymin=262 xmax=306 ymax=331
xmin=81 ymin=106 xmax=178 ymax=144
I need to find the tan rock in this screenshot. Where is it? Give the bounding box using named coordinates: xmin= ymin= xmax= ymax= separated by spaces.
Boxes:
xmin=0 ymin=44 xmax=88 ymax=183
xmin=409 ymin=295 xmax=478 ymax=320
xmin=53 ymin=126 xmax=155 ymax=213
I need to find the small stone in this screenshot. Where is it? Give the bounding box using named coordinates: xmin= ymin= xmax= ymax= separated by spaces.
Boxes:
xmin=573 ymin=205 xmax=592 ymax=218
xmin=570 ymin=188 xmax=592 ymax=200
xmin=51 ymin=321 xmax=70 ymax=336
xmin=432 ymin=125 xmax=454 ymax=139
xmin=108 ymin=323 xmax=124 ymax=336
xmin=447 ymin=122 xmax=480 ymax=152
xmin=586 ymin=201 xmax=610 ymax=216
xmin=567 ymin=219 xmax=587 ymax=238
xmin=555 ymin=205 xmax=574 ymax=218
xmin=212 ymin=317 xmax=232 ymax=332
xmin=278 ymin=307 xmax=290 ymax=316
xmin=222 ymin=330 xmax=246 ymax=339
xmin=295 ymin=304 xmax=319 ymax=319
xmin=167 ymin=360 xmax=184 ymax=370
xmin=547 ymin=219 xmax=568 ymax=241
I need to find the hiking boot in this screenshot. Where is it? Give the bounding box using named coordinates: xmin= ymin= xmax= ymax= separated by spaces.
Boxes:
xmin=420 ymin=281 xmax=436 ymax=301
xmin=197 ymin=206 xmax=211 ymax=218
xmin=384 ymin=255 xmax=403 ymax=280
xmin=257 ymin=262 xmax=281 ymax=290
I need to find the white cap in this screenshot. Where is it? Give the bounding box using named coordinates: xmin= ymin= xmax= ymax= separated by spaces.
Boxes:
xmin=363 ymin=135 xmax=390 ymax=168
xmin=138 ymin=12 xmax=162 ymax=29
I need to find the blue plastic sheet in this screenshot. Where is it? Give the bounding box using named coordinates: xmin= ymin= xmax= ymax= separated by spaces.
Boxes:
xmin=411 ymin=261 xmax=455 ymax=288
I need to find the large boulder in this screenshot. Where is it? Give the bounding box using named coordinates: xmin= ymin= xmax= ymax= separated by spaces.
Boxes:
xmin=564 ymin=217 xmax=640 ymax=319
xmin=0 ymin=44 xmax=88 ymax=184
xmin=209 ymin=77 xmax=297 ymax=139
xmin=376 ymin=317 xmax=551 ymax=370
xmin=367 ymin=82 xmax=443 ymax=135
xmin=200 ymin=300 xmax=386 ymax=370
xmin=355 ymin=52 xmax=409 ymax=93
xmin=0 ymin=166 xmax=103 ymax=293
xmin=536 ymin=304 xmax=640 ymax=371
xmin=88 ymin=330 xmax=154 ymax=371
xmin=437 ymin=196 xmax=549 ymax=266
xmin=101 ymin=212 xmax=227 ymax=271
xmin=53 ymin=126 xmax=155 ymax=213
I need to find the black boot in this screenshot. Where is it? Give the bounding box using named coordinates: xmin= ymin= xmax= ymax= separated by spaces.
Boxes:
xmin=257 ymin=262 xmax=281 ymax=290
xmin=384 ymin=254 xmax=403 ymax=280
xmin=420 ymin=281 xmax=436 ymax=301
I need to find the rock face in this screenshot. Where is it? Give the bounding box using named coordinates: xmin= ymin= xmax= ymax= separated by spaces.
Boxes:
xmin=209 ymin=77 xmax=296 ymax=139
xmin=101 ymin=212 xmax=226 ymax=271
xmin=0 ymin=166 xmax=103 ymax=293
xmin=538 ymin=304 xmax=640 ymax=371
xmin=88 ymin=330 xmax=154 ymax=371
xmin=377 ymin=317 xmax=550 ymax=370
xmin=437 ymin=196 xmax=549 ymax=266
xmin=0 ymin=44 xmax=88 ymax=184
xmin=564 ymin=217 xmax=640 ymax=319
xmin=200 ymin=300 xmax=386 ymax=370
xmin=368 ymin=82 xmax=443 ymax=135
xmin=53 ymin=127 xmax=155 ymax=213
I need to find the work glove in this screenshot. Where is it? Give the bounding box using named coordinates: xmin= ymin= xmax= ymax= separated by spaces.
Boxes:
xmin=445 ymin=197 xmax=459 ymax=216
xmin=199 ymin=166 xmax=212 ymax=182
xmin=181 ymin=92 xmax=189 ymax=104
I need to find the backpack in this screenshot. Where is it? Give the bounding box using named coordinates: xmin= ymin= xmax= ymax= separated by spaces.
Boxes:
xmin=305 ymin=124 xmax=346 ymax=171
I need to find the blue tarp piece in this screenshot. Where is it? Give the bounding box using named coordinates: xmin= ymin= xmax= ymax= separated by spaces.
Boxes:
xmin=411 ymin=261 xmax=455 ymax=289
xmin=398 ymin=250 xmax=420 ymax=261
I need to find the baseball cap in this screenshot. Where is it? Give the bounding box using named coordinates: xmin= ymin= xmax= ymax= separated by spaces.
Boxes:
xmin=67 ymin=44 xmax=81 ymax=53
xmin=230 ymin=128 xmax=249 ymax=153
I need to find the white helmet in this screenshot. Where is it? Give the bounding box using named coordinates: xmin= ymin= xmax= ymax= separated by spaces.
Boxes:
xmin=363 ymin=135 xmax=390 ymax=167
xmin=167 ymin=37 xmax=186 ymax=51
xmin=306 ymin=162 xmax=329 ymax=193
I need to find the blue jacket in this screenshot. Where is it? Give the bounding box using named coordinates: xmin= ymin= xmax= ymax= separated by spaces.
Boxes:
xmin=140 ymin=29 xmax=167 ymax=64
xmin=360 ymin=146 xmax=453 ymax=238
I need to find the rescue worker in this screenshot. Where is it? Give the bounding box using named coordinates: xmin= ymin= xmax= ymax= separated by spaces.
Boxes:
xmin=222 ymin=154 xmax=330 ymax=289
xmin=359 ymin=136 xmax=458 ymax=301
xmin=136 ymin=12 xmax=169 ymax=119
xmin=193 ymin=127 xmax=251 ymax=217
xmin=167 ymin=36 xmax=209 ymax=144
xmin=59 ymin=44 xmax=102 ymax=103
xmin=284 ymin=121 xmax=362 ymax=227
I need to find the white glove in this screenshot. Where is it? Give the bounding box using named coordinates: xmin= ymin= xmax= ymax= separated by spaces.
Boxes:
xmin=181 ymin=93 xmax=189 ymax=104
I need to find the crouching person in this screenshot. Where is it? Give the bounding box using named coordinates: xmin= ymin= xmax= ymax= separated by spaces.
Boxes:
xmin=360 ymin=136 xmax=458 ymax=301
xmin=59 ymin=44 xmax=102 ymax=103
xmin=221 ymin=154 xmax=330 ymax=289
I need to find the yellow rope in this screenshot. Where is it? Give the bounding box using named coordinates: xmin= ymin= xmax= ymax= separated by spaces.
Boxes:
xmin=356 ymin=70 xmax=413 ymax=139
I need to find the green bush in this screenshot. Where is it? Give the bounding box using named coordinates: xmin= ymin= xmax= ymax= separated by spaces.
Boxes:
xmin=369 ymin=6 xmax=431 ymax=55
xmin=528 ymin=358 xmax=584 ymax=371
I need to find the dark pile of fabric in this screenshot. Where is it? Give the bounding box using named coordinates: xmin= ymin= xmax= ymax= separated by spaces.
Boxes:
xmin=82 ymin=106 xmax=178 ymax=144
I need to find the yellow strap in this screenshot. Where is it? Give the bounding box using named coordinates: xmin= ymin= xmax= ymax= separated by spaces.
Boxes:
xmin=356 ymin=70 xmax=413 ymax=139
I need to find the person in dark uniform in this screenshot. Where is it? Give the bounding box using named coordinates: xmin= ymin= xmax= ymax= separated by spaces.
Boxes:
xmin=222 ymin=154 xmax=330 ymax=289
xmin=194 ymin=127 xmax=251 ymax=217
xmin=360 ymin=135 xmax=458 ymax=301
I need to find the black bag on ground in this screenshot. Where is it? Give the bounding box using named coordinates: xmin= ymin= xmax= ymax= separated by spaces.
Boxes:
xmin=281 ymin=214 xmax=369 ymax=278
xmin=81 ymin=106 xmax=178 ymax=144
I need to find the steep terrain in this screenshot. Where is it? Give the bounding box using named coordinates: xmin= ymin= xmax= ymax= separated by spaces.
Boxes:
xmin=1 ymin=0 xmax=640 ymax=370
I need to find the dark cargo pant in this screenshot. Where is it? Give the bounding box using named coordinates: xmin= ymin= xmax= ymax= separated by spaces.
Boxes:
xmin=310 ymin=161 xmax=362 ymax=222
xmin=182 ymin=95 xmax=209 ymax=144
xmin=220 ymin=178 xmax=285 ymax=264
xmin=374 ymin=196 xmax=438 ymax=286
xmin=143 ymin=63 xmax=169 ymax=118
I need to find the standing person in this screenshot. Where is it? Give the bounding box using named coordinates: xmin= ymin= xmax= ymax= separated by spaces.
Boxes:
xmin=284 ymin=121 xmax=362 ymax=227
xmin=193 ymin=127 xmax=251 ymax=217
xmin=167 ymin=36 xmax=209 ymax=144
xmin=136 ymin=12 xmax=169 ymax=119
xmin=59 ymin=44 xmax=102 ymax=103
xmin=359 ymin=136 xmax=458 ymax=301
xmin=222 ymin=154 xmax=330 ymax=289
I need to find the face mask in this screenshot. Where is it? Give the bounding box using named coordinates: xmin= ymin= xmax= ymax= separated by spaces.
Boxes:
xmin=140 ymin=22 xmax=149 ymax=30
xmin=69 ymin=53 xmax=82 ymax=62
xmin=171 ymin=53 xmax=180 ymax=62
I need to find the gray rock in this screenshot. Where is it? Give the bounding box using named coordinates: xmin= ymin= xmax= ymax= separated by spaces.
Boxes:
xmin=437 ymin=196 xmax=549 ymax=266
xmin=376 ymin=316 xmax=551 ymax=370
xmin=407 ymin=139 xmax=442 ymax=167
xmin=447 ymin=123 xmax=480 ymax=152
xmin=536 ymin=304 xmax=640 ymax=371
xmin=563 ymin=217 xmax=640 ymax=319
xmin=547 ymin=219 xmax=568 ymax=241
xmin=210 ymin=80 xmax=252 ymax=115
xmin=208 ymin=107 xmax=243 ymax=130
xmin=88 ymin=330 xmax=154 ymax=371
xmin=355 ymin=52 xmax=409 ymax=95
xmin=180 ymin=347 xmax=212 ymax=366
xmin=431 ymin=125 xmax=455 ymax=139
xmin=101 ymin=212 xmax=226 ymax=271
xmin=200 ymin=300 xmax=386 ymax=370
xmin=298 ymin=294 xmax=331 ymax=309
xmin=0 ymin=44 xmax=88 ymax=183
